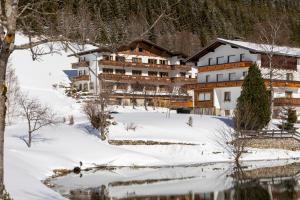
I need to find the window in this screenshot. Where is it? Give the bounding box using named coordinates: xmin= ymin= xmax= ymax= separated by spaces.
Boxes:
xmin=180 ymin=72 xmax=186 ymax=77
xmin=115 ymin=69 xmax=125 ymax=74
xmin=148 ymin=71 xmax=158 ymax=76
xmin=224 ymin=92 xmax=231 ymax=102
xmin=138 ymin=47 xmax=143 ymax=52
xmin=208 ymin=58 xmax=213 ymax=65
xmin=116 ymin=56 xmax=125 ymax=62
xmin=159 ymin=72 xmax=168 ymax=77
xmin=199 ymin=92 xmax=211 ymax=101
xmin=225 ymin=110 xmax=230 ymax=116
xmin=227 ymin=55 xmax=235 ymax=63
xmin=160 ymin=60 xmax=167 ymax=65
xmin=103 ymin=68 xmax=113 ymax=74
xmin=132 ymin=57 xmax=142 ymax=63
xmin=132 ymin=70 xmax=142 ymax=76
xmin=229 ymin=72 xmax=236 ymax=81
xmin=180 ymin=60 xmax=185 ymax=65
xmin=116 ymin=83 xmax=128 ymax=90
xmin=130 ymin=47 xmax=134 ymax=52
xmin=240 ymin=54 xmax=245 ymax=61
xmin=285 ymin=91 xmax=293 ymax=98
xmin=286 ymin=73 xmax=293 ymax=81
xmin=216 ymin=56 xmax=224 ymax=64
xmin=148 ymin=59 xmax=157 ymax=64
xmin=89 ymin=82 xmax=94 ymax=90
xmin=78 ymin=71 xmax=82 ymax=76
xmin=83 ymin=83 xmax=88 ymax=91
xmin=102 ymin=55 xmax=113 ymax=61
xmin=217 ymin=74 xmax=223 ymax=82
xmin=205 ymin=75 xmax=210 ymax=82
xmin=243 ymin=71 xmax=248 ymax=77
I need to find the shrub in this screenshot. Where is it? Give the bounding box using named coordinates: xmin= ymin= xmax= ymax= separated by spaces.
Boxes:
xmin=187 ymin=116 xmax=193 ymax=127
xmin=69 ymin=115 xmax=74 ymax=125
xmin=125 ymin=122 xmax=137 ymax=131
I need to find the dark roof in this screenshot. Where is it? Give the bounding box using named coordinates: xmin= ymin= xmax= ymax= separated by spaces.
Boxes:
xmin=68 ymin=39 xmax=187 ymax=58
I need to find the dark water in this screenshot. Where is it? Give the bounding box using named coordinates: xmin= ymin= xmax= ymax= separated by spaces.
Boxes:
xmin=47 ymin=161 xmax=300 ymax=200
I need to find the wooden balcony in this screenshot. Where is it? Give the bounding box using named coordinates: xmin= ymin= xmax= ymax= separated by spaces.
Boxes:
xmin=73 ymin=75 xmax=89 ymax=82
xmin=194 ymin=100 xmax=214 ymax=108
xmin=274 ymin=98 xmax=300 ymax=107
xmin=171 ymin=65 xmax=192 ymax=71
xmin=198 ymin=61 xmax=252 ymax=72
xmin=99 ymin=73 xmax=171 ymax=84
xmin=170 ymin=101 xmax=193 ymax=108
xmin=99 ymin=60 xmax=171 ymax=70
xmin=171 ymin=77 xmax=197 ymax=84
xmin=71 ymin=61 xmax=89 ymax=69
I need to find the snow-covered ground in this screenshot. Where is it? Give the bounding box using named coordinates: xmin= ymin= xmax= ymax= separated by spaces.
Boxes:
xmin=4 ymin=35 xmax=300 ymax=199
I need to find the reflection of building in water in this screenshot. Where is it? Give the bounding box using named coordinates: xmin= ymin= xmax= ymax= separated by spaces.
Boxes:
xmin=69 ymin=185 xmax=109 ymax=200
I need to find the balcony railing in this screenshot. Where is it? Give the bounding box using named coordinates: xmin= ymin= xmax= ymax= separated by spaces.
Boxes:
xmin=171 ymin=77 xmax=197 ymax=84
xmin=198 ymin=61 xmax=252 ymax=72
xmin=274 ymin=98 xmax=300 ymax=106
xmin=99 ymin=60 xmax=171 ymax=70
xmin=171 ymin=65 xmax=192 ymax=71
xmin=194 ymin=100 xmax=214 ymax=108
xmin=170 ymin=101 xmax=193 ymax=108
xmin=99 ymin=73 xmax=171 ymax=84
xmin=73 ymin=75 xmax=89 ymax=82
xmin=72 ymin=61 xmax=89 ymax=69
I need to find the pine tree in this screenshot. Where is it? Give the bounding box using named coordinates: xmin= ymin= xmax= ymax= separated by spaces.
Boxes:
xmin=234 ymin=64 xmax=271 ymax=130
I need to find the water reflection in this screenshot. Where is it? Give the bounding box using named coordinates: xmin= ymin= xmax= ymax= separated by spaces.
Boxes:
xmin=48 ymin=161 xmax=300 ymax=200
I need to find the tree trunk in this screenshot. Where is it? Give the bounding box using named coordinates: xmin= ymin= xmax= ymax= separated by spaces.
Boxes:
xmin=28 ymin=131 xmax=32 ymax=148
xmin=0 ymin=52 xmax=10 ymax=198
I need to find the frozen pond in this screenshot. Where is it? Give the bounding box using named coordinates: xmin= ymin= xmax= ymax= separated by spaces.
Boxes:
xmin=48 ymin=160 xmax=300 ymax=200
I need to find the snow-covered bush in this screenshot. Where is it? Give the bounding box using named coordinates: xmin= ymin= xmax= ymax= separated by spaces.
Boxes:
xmin=187 ymin=116 xmax=193 ymax=127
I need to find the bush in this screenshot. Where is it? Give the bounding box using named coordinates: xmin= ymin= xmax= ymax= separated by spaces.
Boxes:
xmin=279 ymin=107 xmax=297 ymax=130
xmin=125 ymin=122 xmax=137 ymax=131
xmin=69 ymin=115 xmax=74 ymax=125
xmin=187 ymin=116 xmax=193 ymax=127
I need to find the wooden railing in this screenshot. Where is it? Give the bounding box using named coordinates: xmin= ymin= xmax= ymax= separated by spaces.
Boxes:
xmin=239 ymin=129 xmax=300 ymax=141
xmin=194 ymin=100 xmax=214 ymax=108
xmin=198 ymin=61 xmax=252 ymax=72
xmin=274 ymin=97 xmax=300 ymax=106
xmin=171 ymin=65 xmax=192 ymax=71
xmin=171 ymin=77 xmax=197 ymax=84
xmin=170 ymin=101 xmax=193 ymax=108
xmin=71 ymin=61 xmax=89 ymax=68
xmin=99 ymin=60 xmax=171 ymax=70
xmin=99 ymin=73 xmax=171 ymax=84
xmin=73 ymin=75 xmax=89 ymax=81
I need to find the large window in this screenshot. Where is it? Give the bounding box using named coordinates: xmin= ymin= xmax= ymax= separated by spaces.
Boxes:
xmin=160 ymin=60 xmax=167 ymax=65
xmin=199 ymin=92 xmax=211 ymax=101
xmin=227 ymin=55 xmax=235 ymax=63
xmin=132 ymin=57 xmax=142 ymax=63
xmin=229 ymin=72 xmax=236 ymax=81
xmin=148 ymin=71 xmax=158 ymax=76
xmin=224 ymin=92 xmax=231 ymax=102
xmin=103 ymin=68 xmax=113 ymax=74
xmin=116 ymin=56 xmax=125 ymax=62
xmin=132 ymin=70 xmax=142 ymax=76
xmin=148 ymin=59 xmax=157 ymax=64
xmin=102 ymin=55 xmax=113 ymax=61
xmin=217 ymin=74 xmax=223 ymax=82
xmin=285 ymin=91 xmax=293 ymax=98
xmin=115 ymin=69 xmax=125 ymax=74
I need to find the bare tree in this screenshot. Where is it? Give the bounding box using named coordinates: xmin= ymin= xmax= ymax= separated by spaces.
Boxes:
xmin=18 ymin=94 xmax=55 ymax=148
xmin=130 ymin=81 xmax=143 ymax=109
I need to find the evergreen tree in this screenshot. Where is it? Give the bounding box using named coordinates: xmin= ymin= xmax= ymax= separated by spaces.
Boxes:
xmin=234 ymin=64 xmax=271 ymax=130
xmin=279 ymin=107 xmax=297 ymax=130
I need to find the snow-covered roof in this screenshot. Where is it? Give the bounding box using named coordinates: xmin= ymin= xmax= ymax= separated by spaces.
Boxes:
xmin=187 ymin=38 xmax=300 ymax=62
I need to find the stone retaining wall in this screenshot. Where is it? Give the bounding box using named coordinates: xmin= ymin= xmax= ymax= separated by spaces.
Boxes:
xmin=244 ymin=138 xmax=300 ymax=151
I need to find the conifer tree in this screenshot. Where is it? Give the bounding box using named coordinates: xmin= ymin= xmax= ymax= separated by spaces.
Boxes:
xmin=234 ymin=64 xmax=271 ymax=130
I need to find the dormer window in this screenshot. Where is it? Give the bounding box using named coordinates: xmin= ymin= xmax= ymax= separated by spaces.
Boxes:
xmin=138 ymin=47 xmax=143 ymax=52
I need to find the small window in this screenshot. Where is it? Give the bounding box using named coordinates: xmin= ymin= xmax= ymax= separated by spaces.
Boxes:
xmin=224 ymin=92 xmax=231 ymax=102
xmin=180 ymin=72 xmax=186 ymax=77
xmin=205 ymin=75 xmax=210 ymax=82
xmin=243 ymin=71 xmax=248 ymax=77
xmin=229 ymin=72 xmax=236 ymax=81
xmin=286 ymin=73 xmax=293 ymax=81
xmin=132 ymin=70 xmax=142 ymax=76
xmin=208 ymin=58 xmax=213 ymax=65
xmin=179 ymin=60 xmax=185 ymax=65
xmin=130 ymin=47 xmax=134 ymax=52
xmin=217 ymin=74 xmax=223 ymax=82
xmin=159 ymin=72 xmax=168 ymax=77
xmin=103 ymin=68 xmax=113 ymax=74
xmin=148 ymin=71 xmax=158 ymax=76
xmin=240 ymin=54 xmax=245 ymax=61
xmin=285 ymin=91 xmax=293 ymax=98
xmin=160 ymin=60 xmax=167 ymax=65
xmin=89 ymin=82 xmax=94 ymax=90
xmin=227 ymin=55 xmax=235 ymax=63
xmin=138 ymin=48 xmax=143 ymax=52
xmin=132 ymin=57 xmax=142 ymax=63
xmin=199 ymin=92 xmax=211 ymax=101
xmin=216 ymin=56 xmax=224 ymax=64
xmin=115 ymin=69 xmax=125 ymax=74
xmin=148 ymin=59 xmax=157 ymax=64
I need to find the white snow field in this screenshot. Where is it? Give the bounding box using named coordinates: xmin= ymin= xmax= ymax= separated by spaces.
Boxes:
xmin=3 ymin=34 xmax=300 ymax=199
